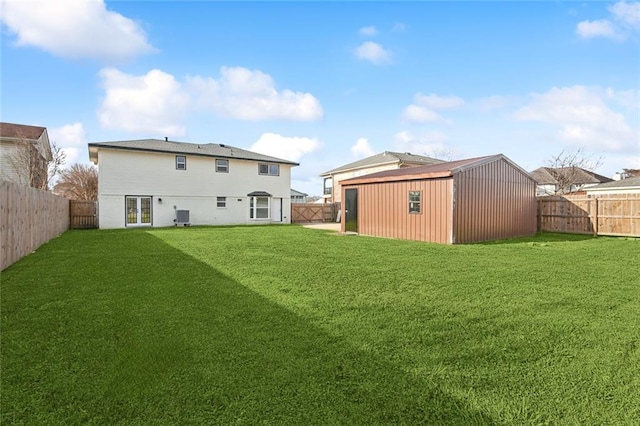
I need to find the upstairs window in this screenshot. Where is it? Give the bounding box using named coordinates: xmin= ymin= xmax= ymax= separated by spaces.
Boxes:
xmin=259 ymin=163 xmax=279 ymax=176
xmin=176 ymin=155 xmax=186 ymax=170
xmin=216 ymin=159 xmax=229 ymax=173
xmin=409 ymin=191 xmax=421 ymax=214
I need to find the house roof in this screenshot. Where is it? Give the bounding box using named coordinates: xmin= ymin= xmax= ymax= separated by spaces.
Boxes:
xmin=341 ymin=154 xmax=533 ymax=185
xmin=529 ymin=167 xmax=612 ymax=185
xmin=88 ymin=139 xmax=299 ymax=166
xmin=291 ymin=188 xmax=308 ymax=196
xmin=0 ymin=122 xmax=47 ymax=140
xmin=584 ymin=176 xmax=640 ymax=191
xmin=320 ymin=151 xmax=444 ymax=176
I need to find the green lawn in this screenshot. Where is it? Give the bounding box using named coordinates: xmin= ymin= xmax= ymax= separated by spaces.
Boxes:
xmin=2 ymin=226 xmax=639 ymax=424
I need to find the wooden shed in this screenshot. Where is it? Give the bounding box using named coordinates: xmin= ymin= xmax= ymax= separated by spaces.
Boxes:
xmin=340 ymin=154 xmax=537 ymax=244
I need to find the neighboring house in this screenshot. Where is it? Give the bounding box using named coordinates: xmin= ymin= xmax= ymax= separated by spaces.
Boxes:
xmin=320 ymin=151 xmax=444 ymax=203
xmin=0 ymin=122 xmax=52 ymax=189
xmin=340 ymin=154 xmax=537 ymax=244
xmin=290 ymin=188 xmax=308 ymax=203
xmin=88 ymin=139 xmax=298 ymax=229
xmin=583 ymin=176 xmax=640 ymax=195
xmin=530 ymin=166 xmax=612 ymax=196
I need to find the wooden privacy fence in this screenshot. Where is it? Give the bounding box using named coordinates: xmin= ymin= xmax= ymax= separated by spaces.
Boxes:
xmin=537 ymin=194 xmax=640 ymax=237
xmin=70 ymin=200 xmax=98 ymax=229
xmin=1 ymin=180 xmax=69 ymax=270
xmin=291 ymin=202 xmax=340 ymax=223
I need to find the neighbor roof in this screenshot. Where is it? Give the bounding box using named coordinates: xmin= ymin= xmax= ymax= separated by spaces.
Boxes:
xmin=291 ymin=188 xmax=308 ymax=196
xmin=320 ymin=151 xmax=444 ymax=176
xmin=529 ymin=167 xmax=612 ymax=185
xmin=88 ymin=139 xmax=298 ymax=166
xmin=341 ymin=154 xmax=533 ymax=185
xmin=584 ymin=176 xmax=640 ymax=191
xmin=0 ymin=122 xmax=47 ymax=140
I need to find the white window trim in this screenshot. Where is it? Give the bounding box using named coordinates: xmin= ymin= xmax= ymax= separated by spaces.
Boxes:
xmin=249 ymin=196 xmax=271 ymax=220
xmin=258 ymin=163 xmax=280 ymax=176
xmin=216 ymin=159 xmax=229 ymax=173
xmin=176 ymin=155 xmax=186 ymax=170
xmin=409 ymin=191 xmax=421 ymax=214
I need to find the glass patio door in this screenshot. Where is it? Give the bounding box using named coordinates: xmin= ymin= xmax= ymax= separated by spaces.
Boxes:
xmin=126 ymin=196 xmax=152 ymax=226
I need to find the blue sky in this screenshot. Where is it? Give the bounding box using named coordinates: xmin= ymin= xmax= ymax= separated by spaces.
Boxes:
xmin=2 ymin=0 xmax=639 ymax=195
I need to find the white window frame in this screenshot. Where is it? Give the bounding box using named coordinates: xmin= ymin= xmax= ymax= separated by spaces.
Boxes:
xmin=409 ymin=191 xmax=421 ymax=214
xmin=216 ymin=159 xmax=229 ymax=173
xmin=249 ymin=196 xmax=271 ymax=219
xmin=258 ymin=163 xmax=279 ymax=176
xmin=217 ymin=197 xmax=226 ymax=208
xmin=176 ymin=155 xmax=186 ymax=170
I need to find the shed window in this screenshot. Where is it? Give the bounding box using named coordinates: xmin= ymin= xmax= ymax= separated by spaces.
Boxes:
xmin=216 ymin=159 xmax=229 ymax=173
xmin=259 ymin=163 xmax=279 ymax=176
xmin=409 ymin=191 xmax=421 ymax=214
xmin=176 ymin=155 xmax=186 ymax=170
xmin=217 ymin=197 xmax=226 ymax=208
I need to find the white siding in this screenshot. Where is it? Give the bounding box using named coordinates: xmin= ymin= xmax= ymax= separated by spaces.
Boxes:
xmin=330 ymin=163 xmax=400 ymax=203
xmin=97 ymin=149 xmax=293 ymax=228
xmin=0 ymin=142 xmax=28 ymax=184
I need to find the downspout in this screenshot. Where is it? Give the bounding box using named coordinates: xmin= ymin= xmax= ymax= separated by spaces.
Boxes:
xmin=451 ymin=178 xmax=457 ymax=244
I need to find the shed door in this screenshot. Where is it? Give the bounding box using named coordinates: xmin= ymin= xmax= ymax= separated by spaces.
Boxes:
xmin=344 ymin=188 xmax=358 ymax=233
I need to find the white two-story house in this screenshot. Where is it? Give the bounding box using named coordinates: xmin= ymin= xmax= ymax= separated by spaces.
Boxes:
xmin=88 ymin=138 xmax=298 ymax=229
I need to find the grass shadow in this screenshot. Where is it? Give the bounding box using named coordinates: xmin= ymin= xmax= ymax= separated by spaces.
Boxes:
xmin=479 ymin=231 xmax=599 ymax=245
xmin=2 ymin=229 xmax=495 ymax=424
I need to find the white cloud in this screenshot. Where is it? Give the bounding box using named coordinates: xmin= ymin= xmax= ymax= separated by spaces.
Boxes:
xmin=97 ymin=68 xmax=189 ymax=136
xmin=515 ymin=85 xmax=637 ymax=152
xmin=60 ymin=147 xmax=81 ymax=168
xmin=96 ymin=66 xmax=323 ymax=134
xmin=392 ymin=130 xmax=452 ymax=159
xmin=351 ymin=137 xmax=375 ymax=158
xmin=576 ymin=1 xmax=640 ymax=40
xmin=403 ymin=105 xmax=445 ymax=123
xmin=359 ymin=26 xmax=377 ymax=36
xmin=48 ymin=123 xmax=88 ymax=169
xmin=576 ymin=19 xmax=620 ymax=39
xmin=606 ymin=88 xmax=640 ymax=109
xmin=0 ymin=0 xmax=156 ymax=61
xmin=609 ymin=1 xmax=640 ymax=28
xmin=392 ymin=22 xmax=406 ymax=31
xmin=402 ymin=93 xmax=465 ymax=123
xmin=249 ymin=133 xmax=320 ymax=163
xmin=354 ymin=41 xmax=391 ymax=65
xmin=49 ymin=123 xmax=87 ymax=147
xmin=187 ymin=66 xmax=323 ymax=121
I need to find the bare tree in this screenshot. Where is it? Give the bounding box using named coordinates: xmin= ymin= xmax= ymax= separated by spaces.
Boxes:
xmin=53 ymin=163 xmax=98 ymax=201
xmin=47 ymin=143 xmax=67 ymax=189
xmin=622 ymin=168 xmax=640 ymax=178
xmin=546 ymin=148 xmax=603 ymax=195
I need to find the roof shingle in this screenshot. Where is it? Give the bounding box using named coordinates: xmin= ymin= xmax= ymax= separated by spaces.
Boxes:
xmin=88 ymin=139 xmax=299 ymax=165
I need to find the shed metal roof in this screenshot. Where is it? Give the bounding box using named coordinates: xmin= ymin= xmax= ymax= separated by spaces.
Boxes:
xmin=340 ymin=154 xmax=534 ymax=185
xmin=320 ymin=151 xmax=444 ymax=176
xmin=88 ymin=139 xmax=299 ymax=166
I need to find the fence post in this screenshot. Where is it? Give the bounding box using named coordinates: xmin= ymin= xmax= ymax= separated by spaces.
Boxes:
xmin=593 ymin=197 xmax=598 ymax=237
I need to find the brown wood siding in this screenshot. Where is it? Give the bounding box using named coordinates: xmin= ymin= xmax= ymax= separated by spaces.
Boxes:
xmin=343 ymin=178 xmax=453 ymax=243
xmin=454 ymin=158 xmax=536 ymax=243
